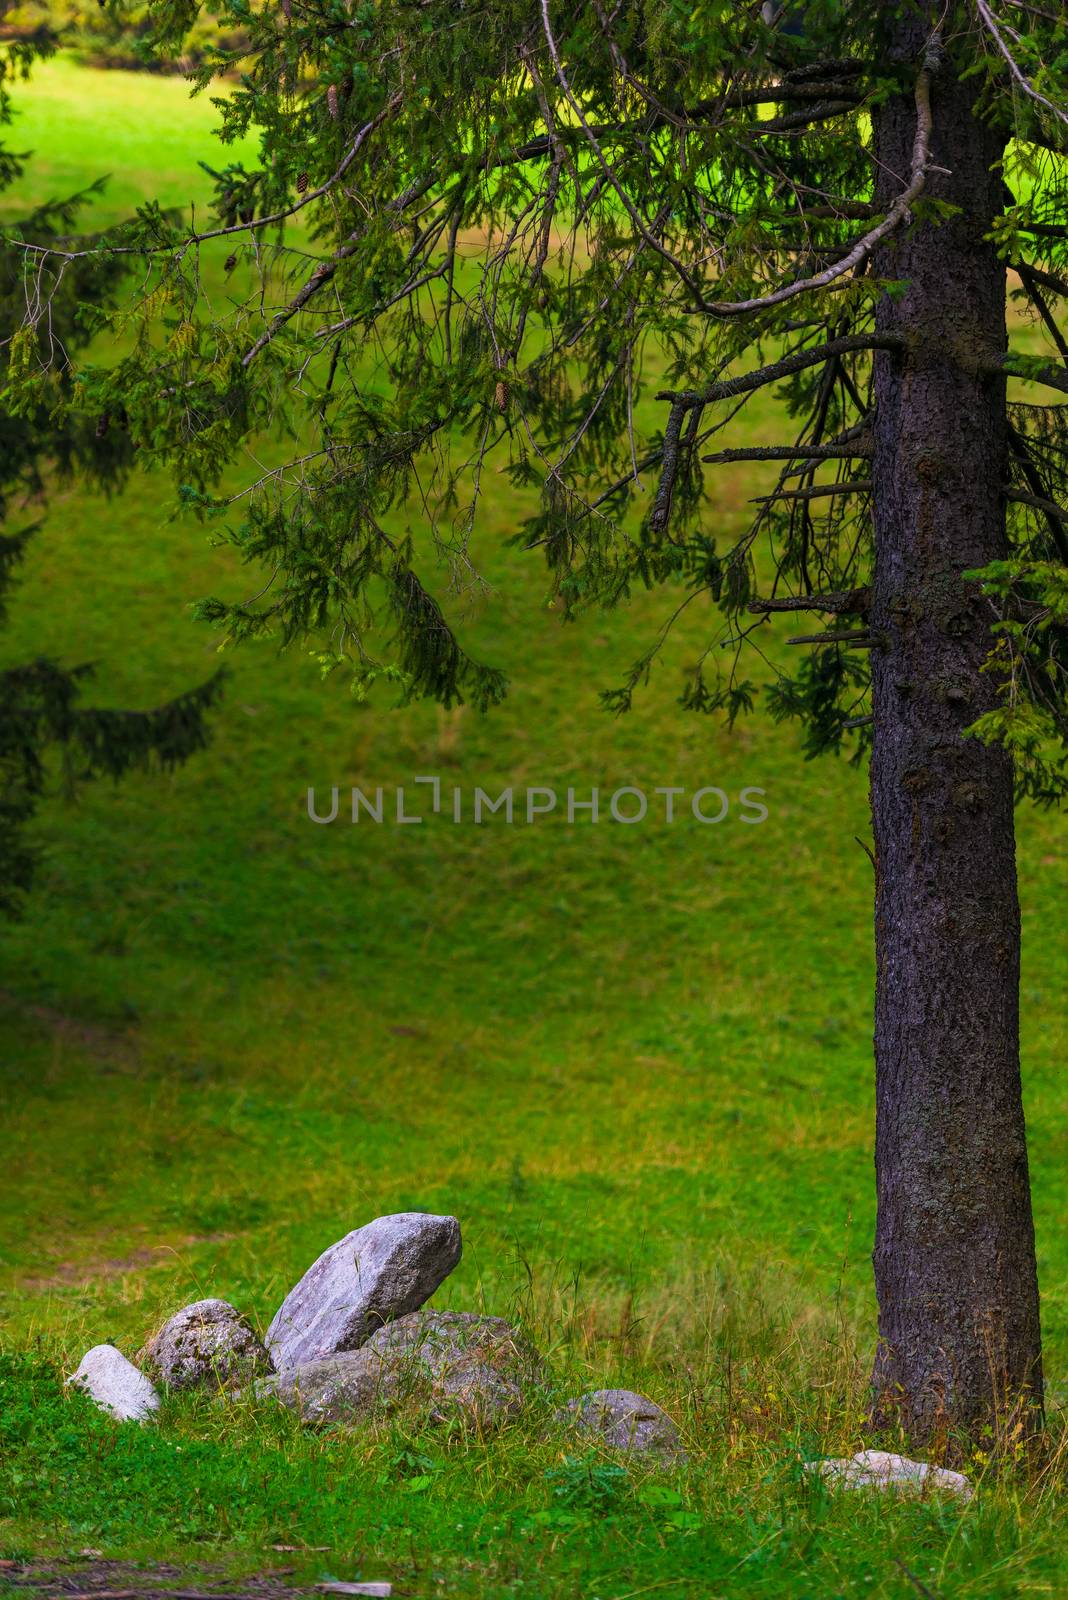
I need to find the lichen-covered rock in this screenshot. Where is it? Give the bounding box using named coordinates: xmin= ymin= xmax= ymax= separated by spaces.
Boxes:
xmin=368 ymin=1310 xmax=540 ymax=1428
xmin=266 ymin=1214 xmax=462 ymax=1372
xmin=366 ymin=1309 xmax=537 ymax=1374
xmin=565 ymin=1388 xmax=682 ymax=1455
xmin=141 ymin=1299 xmax=273 ymax=1392
xmin=253 ymin=1347 xmax=397 ymax=1425
xmin=67 ymin=1345 xmax=160 ymax=1423
xmin=256 ymin=1310 xmax=540 ymax=1431
xmin=429 ymin=1360 xmax=524 ymax=1429
xmin=805 ymin=1450 xmax=974 ymax=1500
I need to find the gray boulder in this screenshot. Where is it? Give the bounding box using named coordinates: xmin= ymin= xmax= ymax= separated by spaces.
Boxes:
xmin=430 ymin=1360 xmax=523 ymax=1429
xmin=565 ymin=1388 xmax=682 ymax=1455
xmin=266 ymin=1213 xmax=462 ymax=1371
xmin=67 ymin=1345 xmax=160 ymax=1423
xmin=141 ymin=1298 xmax=273 ymax=1392
xmin=805 ymin=1450 xmax=973 ymax=1500
xmin=368 ymin=1310 xmax=539 ymax=1428
xmin=254 ymin=1347 xmax=396 ymax=1425
xmin=257 ymin=1309 xmax=539 ymax=1431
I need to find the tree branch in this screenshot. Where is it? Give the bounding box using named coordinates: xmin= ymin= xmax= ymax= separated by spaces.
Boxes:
xmin=1007 ymin=425 xmax=1068 ymax=562
xmin=659 ymin=333 xmax=903 ymax=409
xmin=994 ymin=354 xmax=1068 ymax=396
xmin=754 ymin=477 xmax=872 ymax=504
xmin=1015 ymin=262 xmax=1068 ymax=364
xmin=704 ymin=59 xmax=936 ymax=316
xmin=10 ymin=100 xmax=400 ymax=262
xmin=749 ymin=587 xmax=870 ymax=615
xmin=974 ymin=0 xmax=1068 ymax=131
xmin=786 ymin=630 xmax=874 ymax=646
xmin=703 ymin=440 xmax=872 ymax=464
xmin=1006 ymin=486 xmax=1068 ymax=522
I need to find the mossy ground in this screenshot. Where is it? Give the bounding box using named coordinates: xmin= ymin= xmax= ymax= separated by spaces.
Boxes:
xmin=0 ymin=56 xmax=1066 ymax=1599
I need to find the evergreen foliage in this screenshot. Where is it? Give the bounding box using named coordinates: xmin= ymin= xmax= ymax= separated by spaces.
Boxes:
xmin=0 ymin=33 xmax=222 ymax=915
xmin=9 ymin=1 xmax=1065 ymax=790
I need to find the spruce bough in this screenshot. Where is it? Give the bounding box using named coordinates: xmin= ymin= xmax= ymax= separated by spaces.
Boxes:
xmin=0 ymin=30 xmax=222 ymax=917
xmin=13 ymin=2 xmax=1068 ymax=1448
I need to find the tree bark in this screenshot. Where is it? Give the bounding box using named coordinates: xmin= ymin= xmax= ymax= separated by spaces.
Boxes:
xmin=869 ymin=20 xmax=1043 ymax=1448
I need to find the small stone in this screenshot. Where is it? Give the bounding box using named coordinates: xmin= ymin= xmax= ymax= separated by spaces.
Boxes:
xmin=805 ymin=1449 xmax=974 ymax=1500
xmin=266 ymin=1213 xmax=462 ymax=1371
xmin=565 ymin=1388 xmax=682 ymax=1455
xmin=141 ymin=1298 xmax=273 ymax=1392
xmin=317 ymin=1586 xmax=392 ymax=1597
xmin=67 ymin=1345 xmax=160 ymax=1423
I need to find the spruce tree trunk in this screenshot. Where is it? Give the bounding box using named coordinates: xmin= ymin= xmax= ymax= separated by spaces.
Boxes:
xmin=869 ymin=27 xmax=1043 ymax=1446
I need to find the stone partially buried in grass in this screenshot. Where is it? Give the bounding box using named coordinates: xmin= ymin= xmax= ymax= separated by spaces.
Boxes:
xmin=565 ymin=1388 xmax=682 ymax=1456
xmin=67 ymin=1345 xmax=160 ymax=1423
xmin=140 ymin=1298 xmax=273 ymax=1392
xmin=806 ymin=1450 xmax=974 ymax=1500
xmin=254 ymin=1347 xmax=394 ymax=1425
xmin=265 ymin=1213 xmax=462 ymax=1371
xmin=368 ymin=1309 xmax=542 ymax=1428
xmin=256 ymin=1309 xmax=540 ymax=1430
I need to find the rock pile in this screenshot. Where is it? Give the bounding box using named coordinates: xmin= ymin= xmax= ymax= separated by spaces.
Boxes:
xmin=63 ymin=1210 xmax=677 ymax=1455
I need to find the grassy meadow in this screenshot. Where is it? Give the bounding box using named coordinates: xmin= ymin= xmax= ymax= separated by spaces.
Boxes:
xmin=1 ymin=55 xmax=1067 ymax=1598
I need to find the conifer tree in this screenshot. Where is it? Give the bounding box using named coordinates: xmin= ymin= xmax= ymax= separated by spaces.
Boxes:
xmin=0 ymin=30 xmax=222 ymax=916
xmin=13 ymin=1 xmax=1068 ymax=1445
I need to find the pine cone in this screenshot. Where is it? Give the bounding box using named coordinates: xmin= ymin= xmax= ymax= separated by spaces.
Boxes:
xmin=296 ymin=171 xmax=309 ymax=194
xmin=224 ymin=252 xmax=238 ymax=273
xmin=494 ymin=380 xmax=509 ymax=414
xmin=327 ymin=83 xmax=339 ymax=121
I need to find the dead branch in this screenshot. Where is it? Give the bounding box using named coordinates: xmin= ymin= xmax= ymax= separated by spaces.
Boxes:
xmin=748 ymin=587 xmax=871 ymax=615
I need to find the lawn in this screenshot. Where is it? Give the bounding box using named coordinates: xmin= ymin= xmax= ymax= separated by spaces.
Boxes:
xmin=0 ymin=55 xmax=1067 ymax=1600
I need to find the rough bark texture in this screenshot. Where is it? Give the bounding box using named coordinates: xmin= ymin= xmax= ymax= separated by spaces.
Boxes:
xmin=869 ymin=20 xmax=1043 ymax=1446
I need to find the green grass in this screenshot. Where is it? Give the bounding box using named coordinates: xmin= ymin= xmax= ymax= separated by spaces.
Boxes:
xmin=1 ymin=54 xmax=1067 ymax=1599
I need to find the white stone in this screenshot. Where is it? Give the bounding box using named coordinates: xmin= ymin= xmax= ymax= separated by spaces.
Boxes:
xmin=805 ymin=1449 xmax=973 ymax=1500
xmin=266 ymin=1213 xmax=462 ymax=1371
xmin=67 ymin=1345 xmax=160 ymax=1423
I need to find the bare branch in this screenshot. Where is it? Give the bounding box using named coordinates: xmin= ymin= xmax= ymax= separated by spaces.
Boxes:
xmin=754 ymin=477 xmax=872 ymax=504
xmin=1014 ymin=260 xmax=1068 ymax=299
xmin=749 ymin=587 xmax=870 ymax=615
xmin=1006 ymin=486 xmax=1068 ymax=522
xmin=1007 ymin=425 xmax=1068 ymax=561
xmin=658 ymin=332 xmax=903 ymax=409
xmin=786 ymin=630 xmax=874 ymax=646
xmin=703 ymin=440 xmax=872 ymax=464
xmin=8 ymin=100 xmax=401 ymax=263
xmin=1015 ymin=262 xmax=1068 ymax=363
xmin=649 ymin=402 xmax=687 ymax=533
